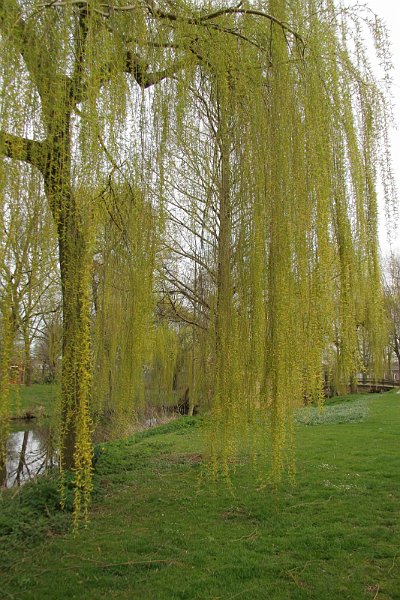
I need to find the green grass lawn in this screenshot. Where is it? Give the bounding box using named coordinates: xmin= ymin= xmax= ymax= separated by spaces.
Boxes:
xmin=9 ymin=384 xmax=59 ymax=419
xmin=1 ymin=391 xmax=399 ymax=599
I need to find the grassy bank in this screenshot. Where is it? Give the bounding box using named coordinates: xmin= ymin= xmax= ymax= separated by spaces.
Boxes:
xmin=1 ymin=391 xmax=399 ymax=599
xmin=9 ymin=384 xmax=59 ymax=419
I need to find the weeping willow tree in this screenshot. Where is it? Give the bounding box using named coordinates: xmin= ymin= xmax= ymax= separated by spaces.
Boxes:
xmin=154 ymin=0 xmax=393 ymax=477
xmin=92 ymin=179 xmax=158 ymax=429
xmin=0 ymin=0 xmax=395 ymax=519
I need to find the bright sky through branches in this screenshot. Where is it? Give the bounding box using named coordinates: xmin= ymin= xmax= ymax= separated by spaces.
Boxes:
xmin=358 ymin=0 xmax=400 ymax=256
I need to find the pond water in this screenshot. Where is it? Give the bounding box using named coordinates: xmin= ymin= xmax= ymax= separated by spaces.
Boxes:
xmin=1 ymin=422 xmax=57 ymax=488
xmin=1 ymin=412 xmax=174 ymax=489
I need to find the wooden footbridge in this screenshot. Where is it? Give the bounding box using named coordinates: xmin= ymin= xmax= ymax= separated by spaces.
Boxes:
xmin=355 ymin=379 xmax=400 ymax=393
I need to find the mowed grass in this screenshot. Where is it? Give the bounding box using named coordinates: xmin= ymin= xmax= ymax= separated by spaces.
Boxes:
xmin=9 ymin=384 xmax=59 ymax=419
xmin=1 ymin=391 xmax=399 ymax=599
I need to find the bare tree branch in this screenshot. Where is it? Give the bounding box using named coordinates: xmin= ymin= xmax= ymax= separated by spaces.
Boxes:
xmin=125 ymin=50 xmax=186 ymax=88
xmin=162 ymin=264 xmax=211 ymax=311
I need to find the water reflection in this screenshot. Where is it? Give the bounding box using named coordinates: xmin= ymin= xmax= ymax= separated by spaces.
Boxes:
xmin=2 ymin=424 xmax=57 ymax=488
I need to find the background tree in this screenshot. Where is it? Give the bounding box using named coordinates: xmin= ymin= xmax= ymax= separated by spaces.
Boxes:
xmin=384 ymin=254 xmax=400 ymax=374
xmin=35 ymin=311 xmax=63 ymax=384
xmin=0 ymin=165 xmax=60 ymax=385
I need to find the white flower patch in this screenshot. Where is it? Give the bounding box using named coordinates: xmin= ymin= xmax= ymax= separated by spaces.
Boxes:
xmin=324 ymin=480 xmax=354 ymax=490
xmin=295 ymin=400 xmax=369 ymax=425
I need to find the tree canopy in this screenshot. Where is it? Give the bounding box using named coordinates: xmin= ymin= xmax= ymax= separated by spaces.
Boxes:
xmin=0 ymin=0 xmax=395 ymax=522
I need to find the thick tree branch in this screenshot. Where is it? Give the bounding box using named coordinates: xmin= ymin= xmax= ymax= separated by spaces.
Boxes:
xmin=0 ymin=0 xmax=75 ymax=125
xmin=0 ymin=0 xmax=49 ymax=103
xmin=69 ymin=6 xmax=89 ymax=105
xmin=125 ymin=50 xmax=185 ymax=87
xmin=0 ymin=131 xmax=46 ymax=173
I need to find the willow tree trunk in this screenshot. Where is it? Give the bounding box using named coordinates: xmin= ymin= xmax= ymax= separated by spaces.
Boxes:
xmin=43 ymin=115 xmax=91 ymax=470
xmin=58 ymin=206 xmax=91 ymax=470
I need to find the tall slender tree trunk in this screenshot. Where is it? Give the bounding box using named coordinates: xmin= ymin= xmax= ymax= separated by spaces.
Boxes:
xmin=215 ymin=114 xmax=233 ymax=374
xmin=213 ymin=101 xmax=234 ymax=445
xmin=393 ymin=335 xmax=400 ymax=380
xmin=215 ymin=164 xmax=232 ymax=366
xmin=0 ymin=458 xmax=6 ymax=487
xmin=23 ymin=331 xmax=32 ymax=386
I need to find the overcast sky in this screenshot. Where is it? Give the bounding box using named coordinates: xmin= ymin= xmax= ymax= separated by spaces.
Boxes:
xmin=355 ymin=0 xmax=400 ymax=256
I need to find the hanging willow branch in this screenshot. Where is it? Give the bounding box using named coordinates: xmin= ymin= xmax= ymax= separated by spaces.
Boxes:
xmin=38 ymin=0 xmax=305 ymax=44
